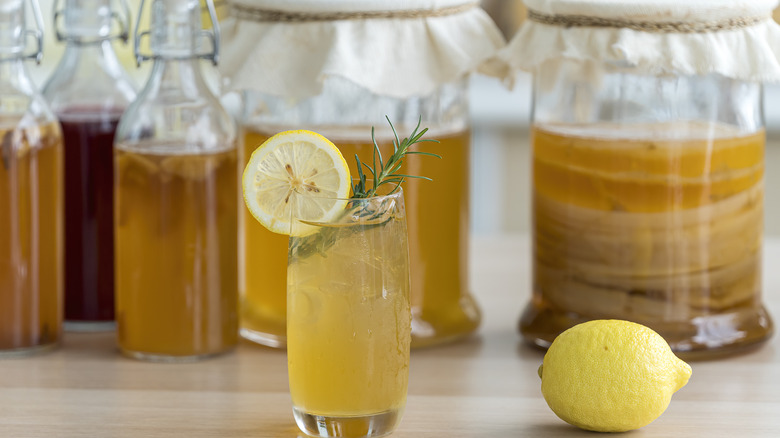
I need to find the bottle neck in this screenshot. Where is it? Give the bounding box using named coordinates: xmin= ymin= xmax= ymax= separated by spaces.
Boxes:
xmin=0 ymin=0 xmax=27 ymax=60
xmin=43 ymin=38 xmax=136 ymax=115
xmin=60 ymin=39 xmax=123 ymax=71
xmin=149 ymin=0 xmax=200 ymax=59
xmin=60 ymin=0 xmax=113 ymax=43
xmin=0 ymin=57 xmax=46 ymax=121
xmin=0 ymin=57 xmax=34 ymax=90
xmin=146 ymin=56 xmax=207 ymax=99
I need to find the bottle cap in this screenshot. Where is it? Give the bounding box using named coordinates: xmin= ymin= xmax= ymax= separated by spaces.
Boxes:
xmin=0 ymin=0 xmax=43 ymax=63
xmin=54 ymin=0 xmax=130 ymax=44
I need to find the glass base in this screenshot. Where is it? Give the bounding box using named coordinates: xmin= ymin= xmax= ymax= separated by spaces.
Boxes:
xmin=0 ymin=341 xmax=59 ymax=359
xmin=409 ymin=293 xmax=482 ymax=349
xmin=293 ymin=406 xmax=403 ymax=438
xmin=120 ymin=347 xmax=235 ymax=363
xmin=519 ymin=302 xmax=774 ymax=360
xmin=240 ymin=327 xmax=286 ymax=349
xmin=64 ymin=320 xmax=116 ymax=332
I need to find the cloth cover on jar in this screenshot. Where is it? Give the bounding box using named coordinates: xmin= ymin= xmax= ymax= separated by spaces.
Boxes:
xmin=219 ymin=0 xmax=506 ymax=99
xmin=492 ymin=0 xmax=780 ymax=84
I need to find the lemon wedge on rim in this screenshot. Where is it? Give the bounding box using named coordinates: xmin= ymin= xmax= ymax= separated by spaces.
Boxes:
xmin=242 ymin=130 xmax=351 ymax=236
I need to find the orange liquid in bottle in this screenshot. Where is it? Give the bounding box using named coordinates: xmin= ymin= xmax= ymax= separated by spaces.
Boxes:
xmin=524 ymin=122 xmax=772 ymax=358
xmin=115 ymin=145 xmax=239 ymax=360
xmin=240 ymin=127 xmax=480 ymax=348
xmin=0 ymin=121 xmax=63 ymax=355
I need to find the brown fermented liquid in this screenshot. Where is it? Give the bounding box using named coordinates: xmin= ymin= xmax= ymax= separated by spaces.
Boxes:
xmin=115 ymin=145 xmax=239 ymax=360
xmin=0 ymin=121 xmax=63 ymax=355
xmin=523 ymin=122 xmax=772 ymax=358
xmin=240 ymin=127 xmax=480 ymax=348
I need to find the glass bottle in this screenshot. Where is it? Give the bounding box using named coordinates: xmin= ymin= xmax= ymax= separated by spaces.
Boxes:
xmin=114 ymin=0 xmax=238 ymax=361
xmin=509 ymin=1 xmax=776 ymax=359
xmin=43 ymin=0 xmax=136 ymax=331
xmin=221 ymin=1 xmax=502 ymax=349
xmin=0 ymin=0 xmax=64 ymax=356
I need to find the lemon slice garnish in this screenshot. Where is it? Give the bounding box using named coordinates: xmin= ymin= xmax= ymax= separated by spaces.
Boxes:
xmin=242 ymin=130 xmax=351 ymax=236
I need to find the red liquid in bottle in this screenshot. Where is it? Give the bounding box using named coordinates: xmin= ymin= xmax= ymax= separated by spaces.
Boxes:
xmin=59 ymin=109 xmax=122 ymax=327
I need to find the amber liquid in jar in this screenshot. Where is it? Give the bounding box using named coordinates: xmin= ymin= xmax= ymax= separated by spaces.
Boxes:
xmin=522 ymin=122 xmax=772 ymax=358
xmin=0 ymin=121 xmax=63 ymax=355
xmin=240 ymin=127 xmax=480 ymax=348
xmin=115 ymin=145 xmax=239 ymax=360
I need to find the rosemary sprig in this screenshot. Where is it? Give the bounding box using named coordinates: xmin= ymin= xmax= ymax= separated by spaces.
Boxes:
xmin=351 ymin=116 xmax=441 ymax=198
xmin=289 ymin=117 xmax=441 ymax=261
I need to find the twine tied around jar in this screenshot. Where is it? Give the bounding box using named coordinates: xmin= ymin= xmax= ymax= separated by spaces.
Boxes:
xmin=230 ymin=1 xmax=479 ymax=22
xmin=527 ymin=9 xmax=770 ymax=33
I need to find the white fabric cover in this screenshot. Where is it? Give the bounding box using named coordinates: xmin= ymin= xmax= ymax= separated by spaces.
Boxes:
xmin=495 ymin=0 xmax=780 ymax=83
xmin=219 ymin=0 xmax=505 ymax=98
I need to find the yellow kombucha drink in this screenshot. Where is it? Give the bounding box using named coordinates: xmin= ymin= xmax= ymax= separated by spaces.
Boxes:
xmin=240 ymin=127 xmax=479 ymax=348
xmin=287 ymin=192 xmax=411 ymax=436
xmin=524 ymin=122 xmax=771 ymax=356
xmin=0 ymin=121 xmax=63 ymax=355
xmin=115 ymin=145 xmax=239 ymax=361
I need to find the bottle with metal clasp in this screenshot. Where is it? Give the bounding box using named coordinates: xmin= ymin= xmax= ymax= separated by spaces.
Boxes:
xmin=42 ymin=0 xmax=137 ymax=332
xmin=0 ymin=0 xmax=64 ymax=357
xmin=114 ymin=0 xmax=238 ymax=362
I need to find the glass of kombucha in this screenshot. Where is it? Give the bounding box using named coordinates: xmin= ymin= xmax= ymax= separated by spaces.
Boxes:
xmin=1 ymin=0 xmax=64 ymax=357
xmin=114 ymin=0 xmax=237 ymax=362
xmin=287 ymin=189 xmax=411 ymax=438
xmin=43 ymin=0 xmax=137 ymax=331
xmin=521 ymin=62 xmax=773 ymax=359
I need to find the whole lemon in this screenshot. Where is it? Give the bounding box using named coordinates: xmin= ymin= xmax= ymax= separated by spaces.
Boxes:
xmin=538 ymin=320 xmax=692 ymax=432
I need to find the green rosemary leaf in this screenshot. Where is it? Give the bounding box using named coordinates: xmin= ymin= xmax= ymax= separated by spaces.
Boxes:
xmin=390 ymin=174 xmax=433 ymax=181
xmin=350 ymin=116 xmax=442 ymax=199
xmin=404 ymin=151 xmax=442 ymax=158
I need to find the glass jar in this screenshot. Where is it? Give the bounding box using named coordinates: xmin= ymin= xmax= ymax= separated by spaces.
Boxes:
xmin=43 ymin=0 xmax=137 ymax=331
xmin=221 ymin=0 xmax=504 ymax=349
xmin=0 ymin=0 xmax=64 ymax=356
xmin=239 ymin=80 xmax=477 ymax=349
xmin=114 ymin=0 xmax=238 ymax=361
xmin=507 ymin=0 xmax=779 ymax=358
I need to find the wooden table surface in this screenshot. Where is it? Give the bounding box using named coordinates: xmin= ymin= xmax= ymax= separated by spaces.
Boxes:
xmin=2 ymin=235 xmax=779 ymax=437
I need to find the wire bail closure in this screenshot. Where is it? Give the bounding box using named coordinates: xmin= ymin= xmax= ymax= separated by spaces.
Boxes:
xmin=133 ymin=0 xmax=220 ymax=67
xmin=20 ymin=0 xmax=45 ymax=64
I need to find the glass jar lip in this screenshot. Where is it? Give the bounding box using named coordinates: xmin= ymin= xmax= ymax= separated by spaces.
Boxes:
xmin=230 ymin=0 xmax=477 ymax=15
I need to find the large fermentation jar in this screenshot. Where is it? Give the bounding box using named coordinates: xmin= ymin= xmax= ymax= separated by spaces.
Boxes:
xmin=0 ymin=0 xmax=64 ymax=356
xmin=502 ymin=0 xmax=780 ymax=358
xmin=221 ymin=0 xmax=504 ymax=348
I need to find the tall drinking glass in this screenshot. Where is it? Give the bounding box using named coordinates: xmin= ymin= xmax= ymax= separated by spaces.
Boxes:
xmin=287 ymin=189 xmax=411 ymax=438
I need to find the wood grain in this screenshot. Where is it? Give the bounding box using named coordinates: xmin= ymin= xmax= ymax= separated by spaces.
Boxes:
xmin=1 ymin=235 xmax=779 ymax=437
